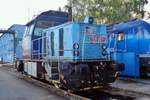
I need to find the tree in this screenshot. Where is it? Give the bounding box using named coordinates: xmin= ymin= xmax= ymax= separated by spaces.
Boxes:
xmin=66 ymin=0 xmax=148 ymax=24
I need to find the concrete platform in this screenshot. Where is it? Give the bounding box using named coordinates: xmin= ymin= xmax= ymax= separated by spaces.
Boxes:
xmin=0 ymin=66 xmax=65 ymax=100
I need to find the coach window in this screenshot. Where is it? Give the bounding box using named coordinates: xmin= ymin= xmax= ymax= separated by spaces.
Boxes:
xmin=51 ymin=32 xmax=54 ymax=56
xmin=117 ymin=32 xmax=125 ymax=41
xmin=59 ymin=28 xmax=64 ymax=56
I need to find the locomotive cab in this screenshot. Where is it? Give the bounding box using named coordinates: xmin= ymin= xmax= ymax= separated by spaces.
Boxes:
xmin=22 ymin=10 xmax=69 ymax=78
xmin=108 ymin=18 xmax=150 ymax=77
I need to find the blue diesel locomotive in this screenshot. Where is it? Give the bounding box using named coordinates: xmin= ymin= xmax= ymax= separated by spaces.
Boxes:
xmin=42 ymin=17 xmax=124 ymax=90
xmin=23 ymin=15 xmax=124 ymax=90
xmin=108 ymin=18 xmax=150 ymax=77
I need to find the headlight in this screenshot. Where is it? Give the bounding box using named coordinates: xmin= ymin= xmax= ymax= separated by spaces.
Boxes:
xmin=73 ymin=43 xmax=79 ymax=49
xmin=101 ymin=44 xmax=107 ymax=50
xmin=73 ymin=51 xmax=79 ymax=56
xmin=102 ymin=50 xmax=107 ymax=56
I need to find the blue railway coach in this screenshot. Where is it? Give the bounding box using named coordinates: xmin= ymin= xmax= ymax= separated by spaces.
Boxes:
xmin=0 ymin=24 xmax=26 ymax=63
xmin=108 ymin=18 xmax=150 ymax=77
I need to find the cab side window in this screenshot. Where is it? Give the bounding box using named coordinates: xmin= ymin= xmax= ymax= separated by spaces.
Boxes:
xmin=136 ymin=27 xmax=144 ymax=38
xmin=117 ymin=32 xmax=125 ymax=41
xmin=143 ymin=28 xmax=150 ymax=39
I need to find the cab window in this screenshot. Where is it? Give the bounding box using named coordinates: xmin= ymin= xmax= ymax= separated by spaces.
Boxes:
xmin=34 ymin=20 xmax=59 ymax=36
xmin=117 ymin=32 xmax=125 ymax=41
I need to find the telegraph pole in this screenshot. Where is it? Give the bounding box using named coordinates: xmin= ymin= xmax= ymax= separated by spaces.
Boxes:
xmin=65 ymin=0 xmax=73 ymax=21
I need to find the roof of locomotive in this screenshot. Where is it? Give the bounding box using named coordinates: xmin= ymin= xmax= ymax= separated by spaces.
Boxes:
xmin=26 ymin=10 xmax=69 ymax=26
xmin=112 ymin=19 xmax=150 ymax=33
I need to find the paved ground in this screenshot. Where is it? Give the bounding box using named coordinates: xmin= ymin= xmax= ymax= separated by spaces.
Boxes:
xmin=1 ymin=64 xmax=150 ymax=100
xmin=0 ymin=66 xmax=65 ymax=100
xmin=112 ymin=78 xmax=150 ymax=99
xmin=112 ymin=78 xmax=150 ymax=94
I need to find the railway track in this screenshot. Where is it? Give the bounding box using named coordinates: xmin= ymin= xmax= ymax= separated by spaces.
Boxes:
xmin=17 ymin=74 xmax=136 ymax=100
xmin=1 ymin=64 xmax=150 ymax=100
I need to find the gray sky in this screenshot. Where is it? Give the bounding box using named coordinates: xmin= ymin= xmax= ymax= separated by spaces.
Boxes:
xmin=0 ymin=0 xmax=150 ymax=29
xmin=0 ymin=0 xmax=67 ymax=29
xmin=144 ymin=0 xmax=150 ymax=12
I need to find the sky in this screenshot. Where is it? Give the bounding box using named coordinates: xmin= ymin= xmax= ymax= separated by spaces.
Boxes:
xmin=0 ymin=0 xmax=67 ymax=29
xmin=144 ymin=0 xmax=150 ymax=12
xmin=0 ymin=0 xmax=150 ymax=29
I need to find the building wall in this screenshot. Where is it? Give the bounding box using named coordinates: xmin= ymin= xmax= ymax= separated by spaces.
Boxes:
xmin=0 ymin=24 xmax=26 ymax=63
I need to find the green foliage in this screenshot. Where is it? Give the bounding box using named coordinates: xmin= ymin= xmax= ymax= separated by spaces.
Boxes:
xmin=66 ymin=0 xmax=148 ymax=24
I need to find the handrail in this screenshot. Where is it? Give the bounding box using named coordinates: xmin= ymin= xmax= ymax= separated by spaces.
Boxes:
xmin=32 ymin=36 xmax=47 ymax=42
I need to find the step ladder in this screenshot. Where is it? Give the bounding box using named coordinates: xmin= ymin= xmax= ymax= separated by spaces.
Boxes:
xmin=51 ymin=62 xmax=59 ymax=80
